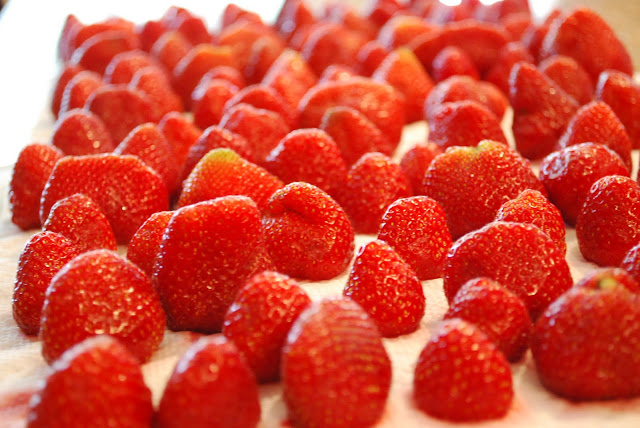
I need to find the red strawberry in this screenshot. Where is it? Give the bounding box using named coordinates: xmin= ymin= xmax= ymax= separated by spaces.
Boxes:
xmin=367 ymin=0 xmax=402 ymax=27
xmin=318 ymin=64 xmax=357 ymax=83
xmin=274 ymin=0 xmax=316 ymax=42
xmin=51 ymin=109 xmax=115 ymax=156
xmin=475 ymin=0 xmax=529 ymax=22
xmin=319 ymin=106 xmax=393 ymax=166
xmin=9 ymin=144 xmax=63 ymax=230
xmin=26 ymin=336 xmax=153 ymax=428
xmin=521 ymin=9 xmax=564 ymax=60
xmin=155 ymin=336 xmax=261 ymax=428
xmin=67 ymin=19 xmax=137 ymax=63
xmin=444 ymin=277 xmax=533 ymax=362
xmin=51 ymin=64 xmax=84 ymax=119
xmin=399 ymin=141 xmax=443 ymax=193
xmin=427 ymin=1 xmax=476 ymax=23
xmin=59 ymin=70 xmax=104 ymax=116
xmin=282 ymin=298 xmax=391 ymax=428
xmin=325 ymin=4 xmax=377 ymax=41
xmin=262 ymin=182 xmax=354 ymax=280
xmin=104 ymin=49 xmax=162 ymax=84
xmin=484 ymin=41 xmax=534 ymax=95
xmin=539 ymin=8 xmax=633 ymax=83
xmin=200 ymin=65 xmax=246 ymax=89
xmin=509 ymin=61 xmax=579 ymax=159
xmin=263 ymin=129 xmax=347 ymax=197
xmin=41 ymin=250 xmax=165 ymax=363
xmin=57 ymin=14 xmax=83 ymax=62
xmin=595 ymin=70 xmax=640 ymax=149
xmin=301 ymin=24 xmax=367 ymax=76
xmin=13 ymin=232 xmax=80 ymax=335
xmin=575 ymin=268 xmax=639 ymax=293
xmin=158 ymin=111 xmax=203 ymax=172
xmin=43 ymin=193 xmax=116 ymax=253
xmin=262 ymin=49 xmax=318 ymax=112
xmin=223 ymin=271 xmax=311 ymax=382
xmin=154 ymin=196 xmax=270 ymax=332
xmin=422 ymin=140 xmax=544 ymax=239
xmin=576 ymin=175 xmax=640 ymax=267
xmin=495 ymin=189 xmax=566 ymax=254
xmin=356 ymin=40 xmax=389 ymax=76
xmin=70 ymin=30 xmax=139 ymax=75
xmin=243 ymin=35 xmax=286 ymax=85
xmin=378 ymin=196 xmax=452 ymax=280
xmin=151 ymin=30 xmax=191 ymax=72
xmin=223 ymin=84 xmax=297 ymax=129
xmin=40 ymin=154 xmax=169 ymax=244
xmin=126 ymin=211 xmax=172 ymax=277
xmin=129 ymin=66 xmax=184 ymax=119
xmin=443 ymin=221 xmax=573 ymax=319
xmin=532 ymin=279 xmax=640 ymax=400
xmin=413 ymin=318 xmax=513 ymax=422
xmin=539 ymin=143 xmax=629 ymax=225
xmin=344 ymin=240 xmax=425 ymax=336
xmin=377 ymin=15 xmax=437 ymax=50
xmin=539 ymin=55 xmax=594 ymax=105
xmin=217 ymin=22 xmax=279 ymax=72
xmin=502 ymin=12 xmax=531 ymax=40
xmin=137 ymin=19 xmax=167 ymax=53
xmin=169 ymin=10 xmax=210 ymax=47
xmin=221 ymin=3 xmax=263 ymax=29
xmin=338 ymin=152 xmax=411 ymax=234
xmin=623 ymin=243 xmax=640 ymax=285
xmin=431 ymin=46 xmax=479 ymax=82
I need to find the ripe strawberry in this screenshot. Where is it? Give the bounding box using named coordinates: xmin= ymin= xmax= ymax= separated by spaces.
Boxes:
xmin=344 ymin=240 xmax=425 ymax=336
xmin=484 ymin=41 xmax=534 ymax=95
xmin=521 ymin=9 xmax=564 ymax=60
xmin=422 ymin=140 xmax=544 ymax=239
xmin=532 ymin=280 xmax=640 ymax=400
xmin=67 ymin=19 xmax=137 ymax=63
xmin=51 ymin=64 xmax=84 ymax=119
xmin=475 ymin=0 xmax=529 ymax=22
xmin=262 ymin=182 xmax=354 ymax=280
xmin=576 ymin=175 xmax=640 ymax=267
xmin=243 ymin=35 xmax=286 ymax=85
xmin=9 ymin=144 xmax=63 ymax=230
xmin=413 ymin=318 xmax=513 ymax=422
xmin=51 ymin=109 xmax=115 ymax=156
xmin=151 ymin=30 xmax=191 ymax=72
xmin=444 ymin=278 xmax=533 ymax=362
xmin=427 ymin=1 xmax=476 ymax=23
xmin=200 ymin=65 xmax=246 ymax=89
xmin=367 ymin=0 xmax=402 ymax=27
xmin=129 ymin=66 xmax=184 ymax=119
xmin=318 ymin=64 xmax=357 ymax=83
xmin=126 ymin=211 xmax=172 ymax=277
xmin=377 ymin=15 xmax=437 ymax=50
xmin=41 ymin=250 xmax=165 ymax=363
xmin=217 ymin=22 xmax=279 ymax=73
xmin=154 ymin=196 xmax=270 ymax=332
xmin=223 ymin=84 xmax=297 ymax=129
xmin=325 ymin=4 xmax=377 ymax=41
xmin=495 ymin=189 xmax=566 ymax=254
xmin=595 ymin=70 xmax=640 ymax=149
xmin=399 ymin=141 xmax=443 ymax=193
xmin=26 ymin=336 xmax=153 ymax=428
xmin=509 ymin=61 xmax=579 ymax=159
xmin=431 ymin=46 xmax=479 ymax=82
xmin=539 ymin=55 xmax=594 ymax=105
xmin=539 ymin=143 xmax=629 ymax=225
xmin=263 ymin=129 xmax=347 ymax=197
xmin=70 ymin=30 xmax=139 ymax=75
xmin=622 ymin=243 xmax=640 ymax=285
xmin=158 ymin=111 xmax=202 ymax=173
xmin=13 ymin=232 xmax=80 ymax=335
xmin=155 ymin=336 xmax=261 ymax=428
xmin=263 ymin=50 xmax=318 ymax=112
xmin=59 ymin=70 xmax=104 ymax=116
xmin=40 ymin=154 xmax=169 ymax=244
xmin=104 ymin=50 xmax=161 ymax=84
xmin=221 ymin=3 xmax=263 ymax=29
xmin=137 ymin=19 xmax=167 ymax=53
xmin=356 ymin=41 xmax=389 ymax=78
xmin=57 ymin=14 xmax=83 ymax=62
xmin=502 ymin=12 xmax=531 ymax=40
xmin=274 ymin=0 xmax=315 ymax=42
xmin=300 ymin=24 xmax=367 ymax=76
xmin=338 ymin=152 xmax=411 ymax=234
xmin=167 ymin=9 xmax=210 ymax=47
xmin=282 ymin=298 xmax=391 ymax=428
xmin=575 ymin=268 xmax=639 ymax=293
xmin=443 ymin=221 xmax=573 ymax=319
xmin=223 ymin=271 xmax=311 ymax=382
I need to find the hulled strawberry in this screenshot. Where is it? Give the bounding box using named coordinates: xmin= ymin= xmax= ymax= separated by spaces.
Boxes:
xmin=399 ymin=142 xmax=443 ymax=194
xmin=595 ymin=70 xmax=640 ymax=149
xmin=126 ymin=211 xmax=172 ymax=277
xmin=539 ymin=55 xmax=594 ymax=105
xmin=51 ymin=109 xmax=115 ymax=156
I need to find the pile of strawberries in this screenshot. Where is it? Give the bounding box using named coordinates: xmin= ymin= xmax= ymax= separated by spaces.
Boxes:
xmin=8 ymin=0 xmax=640 ymax=426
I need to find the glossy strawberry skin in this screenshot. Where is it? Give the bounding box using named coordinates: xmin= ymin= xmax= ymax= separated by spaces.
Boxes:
xmin=59 ymin=71 xmax=104 ymax=117
xmin=191 ymin=78 xmax=239 ymax=130
xmin=51 ymin=64 xmax=84 ymax=119
xmin=150 ymin=30 xmax=191 ymax=72
xmin=539 ymin=55 xmax=594 ymax=105
xmin=575 ymin=268 xmax=639 ymax=293
xmin=69 ymin=30 xmax=139 ymax=75
xmin=263 ymin=182 xmax=354 ymax=280
xmin=26 ymin=336 xmax=153 ymax=428
xmin=223 ymin=271 xmax=311 ymax=382
xmin=129 ymin=66 xmax=184 ymax=119
xmin=431 ymin=46 xmax=479 ymax=82
xmin=51 ymin=109 xmax=115 ymax=156
xmin=623 ymin=243 xmax=640 ymax=286
xmin=126 ymin=211 xmax=172 ymax=277
xmin=156 ymin=336 xmax=261 ymax=428
xmin=282 ymin=298 xmax=392 ymax=428
xmin=224 ymin=84 xmax=297 ymax=129
xmin=263 ymin=50 xmax=318 ymax=112
xmin=41 ymin=250 xmax=165 ymax=364
xmin=399 ymin=142 xmax=443 ymax=194
xmin=595 ymin=70 xmax=640 ymax=149
xmin=158 ymin=111 xmax=202 ymax=173
xmin=104 ymin=50 xmax=161 ymax=84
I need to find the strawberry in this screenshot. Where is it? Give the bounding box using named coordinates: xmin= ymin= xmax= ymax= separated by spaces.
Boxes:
xmin=356 ymin=40 xmax=389 ymax=76
xmin=413 ymin=318 xmax=513 ymax=422
xmin=595 ymin=70 xmax=640 ymax=149
xmin=223 ymin=84 xmax=297 ymax=129
xmin=576 ymin=175 xmax=640 ymax=267
xmin=151 ymin=30 xmax=191 ymax=72
xmin=521 ymin=9 xmax=564 ymax=60
xmin=378 ymin=196 xmax=452 ymax=280
xmin=539 ymin=8 xmax=633 ymax=83
xmin=275 ymin=0 xmax=315 ymax=42
xmin=137 ymin=19 xmax=167 ymax=53
xmin=324 ymin=4 xmax=377 ymax=41
xmin=41 ymin=250 xmax=165 ymax=363
xmin=495 ymin=189 xmax=566 ymax=254
xmin=40 ymin=154 xmax=169 ymax=244
xmin=51 ymin=64 xmax=84 ymax=119
xmin=52 ymin=109 xmax=115 ymax=156
xmin=301 ymin=24 xmax=367 ymax=76
xmin=129 ymin=66 xmax=184 ymax=119
xmin=532 ymin=279 xmax=640 ymax=400
xmin=344 ymin=239 xmax=425 ymax=336
xmin=219 ymin=103 xmax=290 ymax=166
xmin=154 ymin=196 xmax=270 ymax=332
xmin=217 ymin=22 xmax=278 ymax=73
xmin=318 ymin=64 xmax=357 ymax=83
xmin=575 ymin=267 xmax=639 ymax=293
xmin=43 ymin=193 xmax=116 ymax=253
xmin=70 ymin=30 xmax=139 ymax=75
xmin=475 ymin=0 xmax=529 ymax=22
xmin=431 ymin=46 xmax=479 ymax=82
xmin=443 ymin=221 xmax=573 ymax=319
xmin=59 ymin=70 xmax=104 ymax=116
xmin=168 ymin=10 xmax=210 ymax=47
xmin=444 ymin=277 xmax=533 ymax=362
xmin=26 ymin=336 xmax=153 ymax=428
xmin=221 ymin=3 xmax=263 ymax=29
xmin=509 ymin=61 xmax=579 ymax=159
xmin=539 ymin=55 xmax=594 ymax=105
xmin=263 ymin=129 xmax=347 ymax=197
xmin=155 ymin=336 xmax=261 ymax=428
xmin=66 ymin=19 xmax=137 ymax=63
xmin=399 ymin=141 xmax=443 ymax=194
xmin=367 ymin=0 xmax=402 ymax=27
xmin=422 ymin=140 xmax=544 ymax=239
xmin=243 ymin=36 xmax=286 ymax=85
xmin=338 ymin=152 xmax=411 ymax=234
xmin=104 ymin=49 xmax=162 ymax=84
xmin=223 ymin=271 xmax=311 ymax=382
xmin=428 ymin=100 xmax=508 ymax=149
xmin=377 ymin=15 xmax=437 ymax=50
xmin=502 ymin=12 xmax=531 ymax=40
xmin=158 ymin=111 xmax=202 ymax=172
xmin=126 ymin=211 xmax=172 ymax=277
xmin=428 ymin=1 xmax=476 ymax=23
xmin=262 ymin=182 xmax=354 ymax=280
xmin=623 ymin=243 xmax=640 ymax=285
xmin=57 ymin=14 xmax=82 ymax=62
xmin=262 ymin=50 xmax=317 ymax=112
xmin=200 ymin=65 xmax=246 ymax=89
xmin=12 ymin=232 xmax=80 ymax=335
xmin=9 ymin=144 xmax=63 ymax=230
xmin=282 ymin=298 xmax=391 ymax=428
xmin=319 ymin=106 xmax=393 ymax=166
xmin=484 ymin=41 xmax=534 ymax=95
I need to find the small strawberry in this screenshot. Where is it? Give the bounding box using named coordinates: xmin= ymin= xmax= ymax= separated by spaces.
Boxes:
xmin=444 ymin=277 xmax=533 ymax=362
xmin=431 ymin=46 xmax=479 ymax=82
xmin=484 ymin=41 xmax=534 ymax=95
xmin=155 ymin=336 xmax=261 ymax=428
xmin=262 ymin=50 xmax=317 ymax=112
xmin=59 ymin=70 xmax=104 ymax=116
xmin=13 ymin=232 xmax=80 ymax=335
xmin=158 ymin=111 xmax=202 ymax=173
xmin=344 ymin=239 xmax=425 ymax=336
xmin=104 ymin=49 xmax=162 ymax=84
xmin=443 ymin=221 xmax=572 ymax=319
xmin=51 ymin=109 xmax=115 ymax=156
xmin=576 ymin=175 xmax=640 ymax=267
xmin=223 ymin=271 xmax=311 ymax=382
xmin=356 ymin=40 xmax=389 ymax=77
xmin=377 ymin=15 xmax=437 ymax=50
xmin=262 ymin=182 xmax=354 ymax=280
xmin=69 ymin=30 xmax=139 ymax=75
xmin=191 ymin=78 xmax=239 ymax=129
xmin=9 ymin=144 xmax=63 ymax=230
xmin=50 ymin=64 xmax=84 ymax=119
xmin=595 ymin=70 xmax=640 ymax=149
xmin=223 ymin=84 xmax=298 ymax=129
xmin=413 ymin=318 xmax=513 ymax=422
xmin=282 ymin=298 xmax=391 ymax=428
xmin=126 ymin=211 xmax=173 ymax=277
xmin=623 ymin=243 xmax=640 ymax=285
xmin=150 ymin=30 xmax=191 ymax=72
xmin=129 ymin=66 xmax=184 ymax=119
xmin=575 ymin=268 xmax=639 ymax=293
xmin=539 ymin=55 xmax=594 ymax=105
xmin=399 ymin=141 xmax=443 ymax=194
xmin=41 ymin=250 xmax=165 ymax=364
xmin=26 ymin=336 xmax=153 ymax=428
